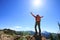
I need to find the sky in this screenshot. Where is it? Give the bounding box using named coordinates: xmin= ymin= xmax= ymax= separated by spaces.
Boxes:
xmin=0 ymin=0 xmax=60 ymax=33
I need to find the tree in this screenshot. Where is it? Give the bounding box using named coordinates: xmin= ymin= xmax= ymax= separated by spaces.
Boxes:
xmin=50 ymin=33 xmax=54 ymax=40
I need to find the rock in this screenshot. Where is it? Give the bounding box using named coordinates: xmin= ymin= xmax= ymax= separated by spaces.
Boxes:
xmin=33 ymin=35 xmax=47 ymax=40
xmin=1 ymin=34 xmax=14 ymax=40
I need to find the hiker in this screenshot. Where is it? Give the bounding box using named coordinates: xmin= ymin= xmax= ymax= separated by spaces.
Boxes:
xmin=31 ymin=12 xmax=43 ymax=40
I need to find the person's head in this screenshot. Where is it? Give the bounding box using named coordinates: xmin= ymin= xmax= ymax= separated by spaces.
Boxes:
xmin=36 ymin=14 xmax=39 ymax=16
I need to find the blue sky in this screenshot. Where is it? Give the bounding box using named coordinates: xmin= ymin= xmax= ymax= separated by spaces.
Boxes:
xmin=0 ymin=0 xmax=60 ymax=33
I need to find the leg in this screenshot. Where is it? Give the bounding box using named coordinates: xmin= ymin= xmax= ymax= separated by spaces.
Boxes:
xmin=38 ymin=26 xmax=42 ymax=40
xmin=35 ymin=22 xmax=37 ymax=35
xmin=38 ymin=24 xmax=41 ymax=35
xmin=37 ymin=22 xmax=41 ymax=35
xmin=38 ymin=22 xmax=42 ymax=40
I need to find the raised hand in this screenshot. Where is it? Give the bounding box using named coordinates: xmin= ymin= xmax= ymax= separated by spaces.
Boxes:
xmin=30 ymin=12 xmax=35 ymax=17
xmin=31 ymin=12 xmax=33 ymax=14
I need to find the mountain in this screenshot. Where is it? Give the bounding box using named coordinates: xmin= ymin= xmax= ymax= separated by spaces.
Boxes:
xmin=26 ymin=31 xmax=35 ymax=35
xmin=41 ymin=31 xmax=51 ymax=39
xmin=16 ymin=31 xmax=51 ymax=38
xmin=23 ymin=31 xmax=51 ymax=39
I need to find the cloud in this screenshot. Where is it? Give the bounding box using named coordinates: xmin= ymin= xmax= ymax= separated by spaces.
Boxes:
xmin=9 ymin=26 xmax=23 ymax=31
xmin=0 ymin=25 xmax=35 ymax=31
xmin=10 ymin=26 xmax=35 ymax=31
xmin=14 ymin=26 xmax=22 ymax=29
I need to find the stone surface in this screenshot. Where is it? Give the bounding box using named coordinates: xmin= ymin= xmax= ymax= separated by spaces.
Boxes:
xmin=33 ymin=35 xmax=46 ymax=40
xmin=1 ymin=34 xmax=14 ymax=40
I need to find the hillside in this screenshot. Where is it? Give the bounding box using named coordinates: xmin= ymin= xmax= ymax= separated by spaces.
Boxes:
xmin=0 ymin=29 xmax=60 ymax=40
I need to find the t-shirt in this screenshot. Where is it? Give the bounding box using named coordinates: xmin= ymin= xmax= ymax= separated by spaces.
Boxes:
xmin=35 ymin=16 xmax=41 ymax=22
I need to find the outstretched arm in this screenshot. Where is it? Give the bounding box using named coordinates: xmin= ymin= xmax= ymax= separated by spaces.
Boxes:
xmin=31 ymin=12 xmax=36 ymax=17
xmin=40 ymin=16 xmax=43 ymax=18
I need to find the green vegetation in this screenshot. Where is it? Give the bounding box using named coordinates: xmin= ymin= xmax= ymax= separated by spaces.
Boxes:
xmin=16 ymin=31 xmax=30 ymax=36
xmin=50 ymin=33 xmax=60 ymax=40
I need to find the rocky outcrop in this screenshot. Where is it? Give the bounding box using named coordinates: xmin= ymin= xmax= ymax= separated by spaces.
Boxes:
xmin=0 ymin=34 xmax=14 ymax=40
xmin=25 ymin=35 xmax=47 ymax=40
